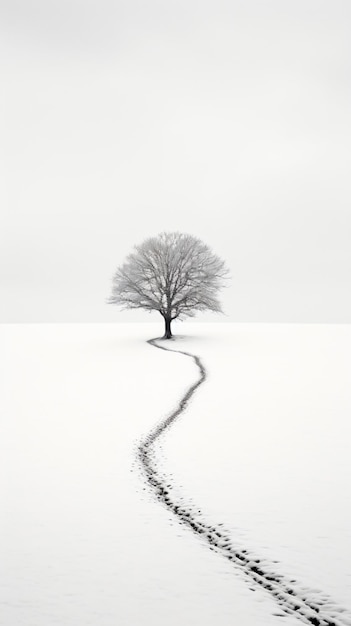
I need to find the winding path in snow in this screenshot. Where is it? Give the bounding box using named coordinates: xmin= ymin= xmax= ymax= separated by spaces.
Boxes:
xmin=137 ymin=337 xmax=350 ymax=626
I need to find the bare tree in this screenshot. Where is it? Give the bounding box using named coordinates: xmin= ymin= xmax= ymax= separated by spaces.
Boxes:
xmin=108 ymin=232 xmax=229 ymax=338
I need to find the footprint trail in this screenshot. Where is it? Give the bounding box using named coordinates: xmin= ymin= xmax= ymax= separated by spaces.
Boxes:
xmin=137 ymin=337 xmax=350 ymax=626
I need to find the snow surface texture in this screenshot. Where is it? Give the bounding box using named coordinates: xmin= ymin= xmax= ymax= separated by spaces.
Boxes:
xmin=1 ymin=323 xmax=351 ymax=626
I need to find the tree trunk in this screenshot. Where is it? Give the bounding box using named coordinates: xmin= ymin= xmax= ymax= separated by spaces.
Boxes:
xmin=163 ymin=316 xmax=172 ymax=339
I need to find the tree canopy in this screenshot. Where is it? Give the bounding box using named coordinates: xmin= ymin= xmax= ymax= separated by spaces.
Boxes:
xmin=108 ymin=232 xmax=229 ymax=337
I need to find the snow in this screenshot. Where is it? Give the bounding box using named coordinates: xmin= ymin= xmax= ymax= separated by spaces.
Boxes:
xmin=1 ymin=323 xmax=351 ymax=626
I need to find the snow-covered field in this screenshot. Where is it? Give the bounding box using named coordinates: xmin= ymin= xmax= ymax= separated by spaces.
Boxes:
xmin=1 ymin=323 xmax=351 ymax=626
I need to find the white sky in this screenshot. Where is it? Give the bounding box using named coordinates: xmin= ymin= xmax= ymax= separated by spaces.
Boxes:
xmin=1 ymin=0 xmax=350 ymax=322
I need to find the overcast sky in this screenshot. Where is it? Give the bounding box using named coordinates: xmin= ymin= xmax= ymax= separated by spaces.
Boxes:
xmin=1 ymin=0 xmax=350 ymax=323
